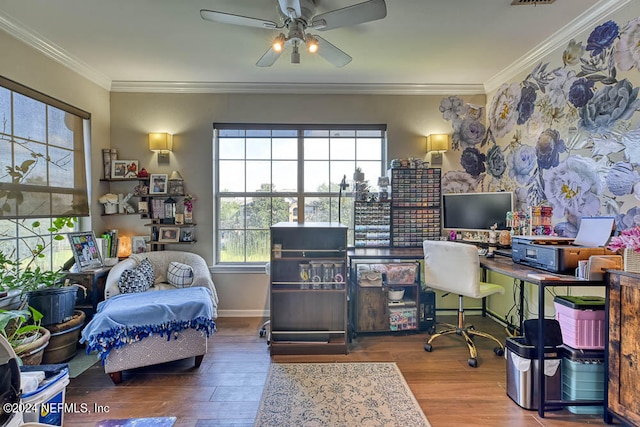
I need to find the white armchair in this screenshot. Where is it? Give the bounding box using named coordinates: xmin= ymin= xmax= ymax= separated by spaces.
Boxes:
xmin=90 ymin=251 xmax=218 ymax=384
xmin=104 ymin=251 xmax=218 ymax=311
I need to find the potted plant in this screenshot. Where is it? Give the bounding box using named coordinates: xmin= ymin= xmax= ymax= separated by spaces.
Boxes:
xmin=0 ymin=217 xmax=83 ymax=325
xmin=608 ymin=226 xmax=640 ymax=273
xmin=0 ymin=306 xmax=50 ymax=365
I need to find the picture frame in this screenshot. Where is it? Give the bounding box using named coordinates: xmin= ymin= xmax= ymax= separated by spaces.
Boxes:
xmin=137 ymin=201 xmax=149 ymax=214
xmin=131 ymin=235 xmax=149 ymax=254
xmin=149 ymin=174 xmax=168 ymax=194
xmin=158 ymin=227 xmax=180 ymax=243
xmin=67 ymin=231 xmax=103 ymax=271
xmin=167 ymin=180 xmax=184 ymax=195
xmin=111 ymin=160 xmax=139 ymax=179
xmin=181 ymin=229 xmax=194 ymax=242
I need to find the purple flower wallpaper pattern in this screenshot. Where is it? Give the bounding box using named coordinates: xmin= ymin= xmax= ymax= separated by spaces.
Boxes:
xmin=440 ymin=15 xmax=640 ymax=236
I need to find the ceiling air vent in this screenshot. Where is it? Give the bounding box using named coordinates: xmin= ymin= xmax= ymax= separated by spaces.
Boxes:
xmin=511 ymin=0 xmax=556 ymax=4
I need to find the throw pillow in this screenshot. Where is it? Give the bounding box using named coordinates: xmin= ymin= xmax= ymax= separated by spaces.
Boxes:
xmin=117 ymin=258 xmax=155 ymax=294
xmin=167 ymin=261 xmax=194 ymax=288
xmin=137 ymin=258 xmax=155 ymax=285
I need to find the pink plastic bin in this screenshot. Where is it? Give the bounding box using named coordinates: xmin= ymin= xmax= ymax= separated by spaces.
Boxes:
xmin=554 ymin=296 xmax=605 ymax=350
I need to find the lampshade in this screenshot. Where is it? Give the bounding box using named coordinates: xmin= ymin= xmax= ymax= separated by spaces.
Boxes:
xmin=169 ymin=170 xmax=184 ymax=181
xmin=426 ymin=134 xmax=450 ymax=153
xmin=149 ymin=133 xmax=173 ymax=152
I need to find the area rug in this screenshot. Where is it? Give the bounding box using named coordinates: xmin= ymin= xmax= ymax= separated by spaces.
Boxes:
xmin=254 ymin=362 xmax=430 ymax=427
xmin=95 ymin=417 xmax=176 ymax=426
xmin=67 ymin=350 xmax=100 ymax=378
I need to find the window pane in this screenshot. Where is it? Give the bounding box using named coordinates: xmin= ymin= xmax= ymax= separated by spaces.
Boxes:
xmin=304 ymin=138 xmax=328 ymax=160
xmin=219 ymin=160 xmax=245 ymax=192
xmin=304 ymin=197 xmax=331 ymax=222
xmin=219 ymin=137 xmax=244 ymax=159
xmin=304 ymin=160 xmax=329 ymax=192
xmin=273 ymin=161 xmax=297 ymax=192
xmin=330 ymin=138 xmax=355 ymax=160
xmin=357 ymin=138 xmax=382 ymax=160
xmin=246 ymin=196 xmax=274 ymax=229
xmin=48 ymin=108 xmax=75 ymax=150
xmin=0 ymin=87 xmax=10 ymax=136
xmin=330 ymin=130 xmax=355 ymax=137
xmin=272 ymin=197 xmax=292 ymax=224
xmin=330 ymin=161 xmax=354 ymax=191
xmin=219 ymin=197 xmax=244 ymax=229
xmin=246 ymin=161 xmax=271 ymax=192
xmin=219 ymin=230 xmax=244 ymax=263
xmin=273 ymin=138 xmax=297 ymax=159
xmin=246 ymin=229 xmax=269 ymax=262
xmin=13 ymin=93 xmax=46 ymax=142
xmin=246 ymin=138 xmax=270 ymax=160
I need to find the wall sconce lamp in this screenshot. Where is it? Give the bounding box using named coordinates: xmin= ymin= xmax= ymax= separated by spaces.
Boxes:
xmin=426 ymin=134 xmax=450 ymax=165
xmin=149 ymin=132 xmax=173 ymax=165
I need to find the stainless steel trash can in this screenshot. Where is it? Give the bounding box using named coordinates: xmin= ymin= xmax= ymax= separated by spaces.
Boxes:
xmin=506 ymin=336 xmax=562 ymax=410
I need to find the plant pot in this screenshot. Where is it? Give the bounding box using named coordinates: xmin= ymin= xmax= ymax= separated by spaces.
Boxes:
xmin=15 ymin=326 xmax=50 ymax=366
xmin=43 ymin=310 xmax=86 ymax=364
xmin=27 ymin=286 xmax=78 ymax=326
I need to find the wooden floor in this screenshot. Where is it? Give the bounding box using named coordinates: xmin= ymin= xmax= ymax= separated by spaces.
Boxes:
xmin=64 ymin=315 xmax=618 ymax=426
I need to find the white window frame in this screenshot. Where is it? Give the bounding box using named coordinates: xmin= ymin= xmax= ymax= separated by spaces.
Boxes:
xmin=213 ymin=123 xmax=387 ymax=270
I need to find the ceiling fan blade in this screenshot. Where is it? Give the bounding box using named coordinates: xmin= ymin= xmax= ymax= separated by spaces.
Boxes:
xmin=200 ymin=9 xmax=277 ymax=29
xmin=311 ymin=0 xmax=387 ymax=31
xmin=314 ymin=35 xmax=352 ymax=67
xmin=256 ymin=46 xmax=284 ymax=67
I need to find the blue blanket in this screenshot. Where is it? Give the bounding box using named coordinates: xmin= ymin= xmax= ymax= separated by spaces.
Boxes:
xmin=80 ymin=287 xmax=216 ymax=363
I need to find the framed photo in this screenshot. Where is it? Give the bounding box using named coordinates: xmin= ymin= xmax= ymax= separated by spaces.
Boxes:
xmin=131 ymin=236 xmax=149 ymax=254
xmin=175 ymin=213 xmax=184 ymax=224
xmin=158 ymin=227 xmax=180 ymax=243
xmin=138 ymin=201 xmax=149 ymax=214
xmin=111 ymin=160 xmax=138 ymax=179
xmin=181 ymin=229 xmax=194 ymax=242
xmin=149 ymin=174 xmax=168 ymax=194
xmin=67 ymin=231 xmax=103 ymax=271
xmin=167 ymin=180 xmax=184 ymax=195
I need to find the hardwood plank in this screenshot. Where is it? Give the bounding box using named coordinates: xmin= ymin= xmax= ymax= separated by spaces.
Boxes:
xmin=64 ymin=315 xmax=616 ymax=426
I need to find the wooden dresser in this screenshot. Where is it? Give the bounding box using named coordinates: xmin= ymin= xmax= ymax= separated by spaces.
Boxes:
xmin=606 ymin=270 xmax=640 ymax=426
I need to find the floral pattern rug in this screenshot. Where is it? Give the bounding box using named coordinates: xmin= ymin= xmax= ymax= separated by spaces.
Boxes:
xmin=254 ymin=362 xmax=431 ymax=427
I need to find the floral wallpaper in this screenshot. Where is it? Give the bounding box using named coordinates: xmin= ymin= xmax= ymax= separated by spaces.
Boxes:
xmin=440 ymin=15 xmax=640 ymax=237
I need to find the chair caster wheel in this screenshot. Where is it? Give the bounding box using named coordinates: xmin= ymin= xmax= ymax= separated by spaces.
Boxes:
xmin=494 ymin=347 xmax=504 ymax=356
xmin=259 ymin=329 xmax=266 ymax=337
xmin=468 ymin=358 xmax=478 ymax=368
xmin=424 ymin=343 xmax=433 ymax=352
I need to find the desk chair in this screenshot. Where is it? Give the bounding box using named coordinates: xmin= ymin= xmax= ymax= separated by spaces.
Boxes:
xmin=423 ymin=240 xmax=505 ymax=367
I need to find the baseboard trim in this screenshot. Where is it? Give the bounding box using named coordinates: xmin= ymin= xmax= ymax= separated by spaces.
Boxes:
xmin=217 ymin=309 xmax=269 ymax=318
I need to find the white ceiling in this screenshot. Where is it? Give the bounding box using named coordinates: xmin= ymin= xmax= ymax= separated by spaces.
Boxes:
xmin=0 ymin=0 xmax=628 ymax=94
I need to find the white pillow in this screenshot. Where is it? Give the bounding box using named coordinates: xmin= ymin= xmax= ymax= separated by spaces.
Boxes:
xmin=167 ymin=261 xmax=194 ymax=287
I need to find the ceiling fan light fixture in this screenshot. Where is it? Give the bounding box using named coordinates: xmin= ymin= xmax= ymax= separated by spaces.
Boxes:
xmin=272 ymin=33 xmax=286 ymax=52
xmin=291 ymin=42 xmax=300 ymax=63
xmin=306 ymin=35 xmax=318 ymax=53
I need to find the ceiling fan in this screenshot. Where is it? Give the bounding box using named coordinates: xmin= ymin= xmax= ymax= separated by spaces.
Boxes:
xmin=200 ymin=0 xmax=387 ymax=67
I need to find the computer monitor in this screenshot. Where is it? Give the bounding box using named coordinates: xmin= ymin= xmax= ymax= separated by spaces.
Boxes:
xmin=442 ymin=191 xmax=514 ymax=232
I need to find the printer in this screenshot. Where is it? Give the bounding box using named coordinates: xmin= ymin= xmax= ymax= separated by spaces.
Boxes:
xmin=511 ymin=217 xmax=615 ymax=274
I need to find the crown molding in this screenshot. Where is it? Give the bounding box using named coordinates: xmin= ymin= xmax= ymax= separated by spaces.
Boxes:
xmin=109 ymin=80 xmax=485 ymax=95
xmin=0 ymin=12 xmax=112 ymax=91
xmin=484 ymin=0 xmax=633 ymax=93
xmin=2 ymin=0 xmax=632 ymax=96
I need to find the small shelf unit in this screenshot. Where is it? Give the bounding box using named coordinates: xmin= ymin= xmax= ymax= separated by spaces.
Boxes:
xmin=269 ymin=222 xmax=348 ymax=355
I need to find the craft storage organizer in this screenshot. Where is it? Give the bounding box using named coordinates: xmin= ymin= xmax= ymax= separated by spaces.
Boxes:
xmin=389 ymin=168 xmax=441 ymax=247
xmin=354 ymin=201 xmax=391 ymax=247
